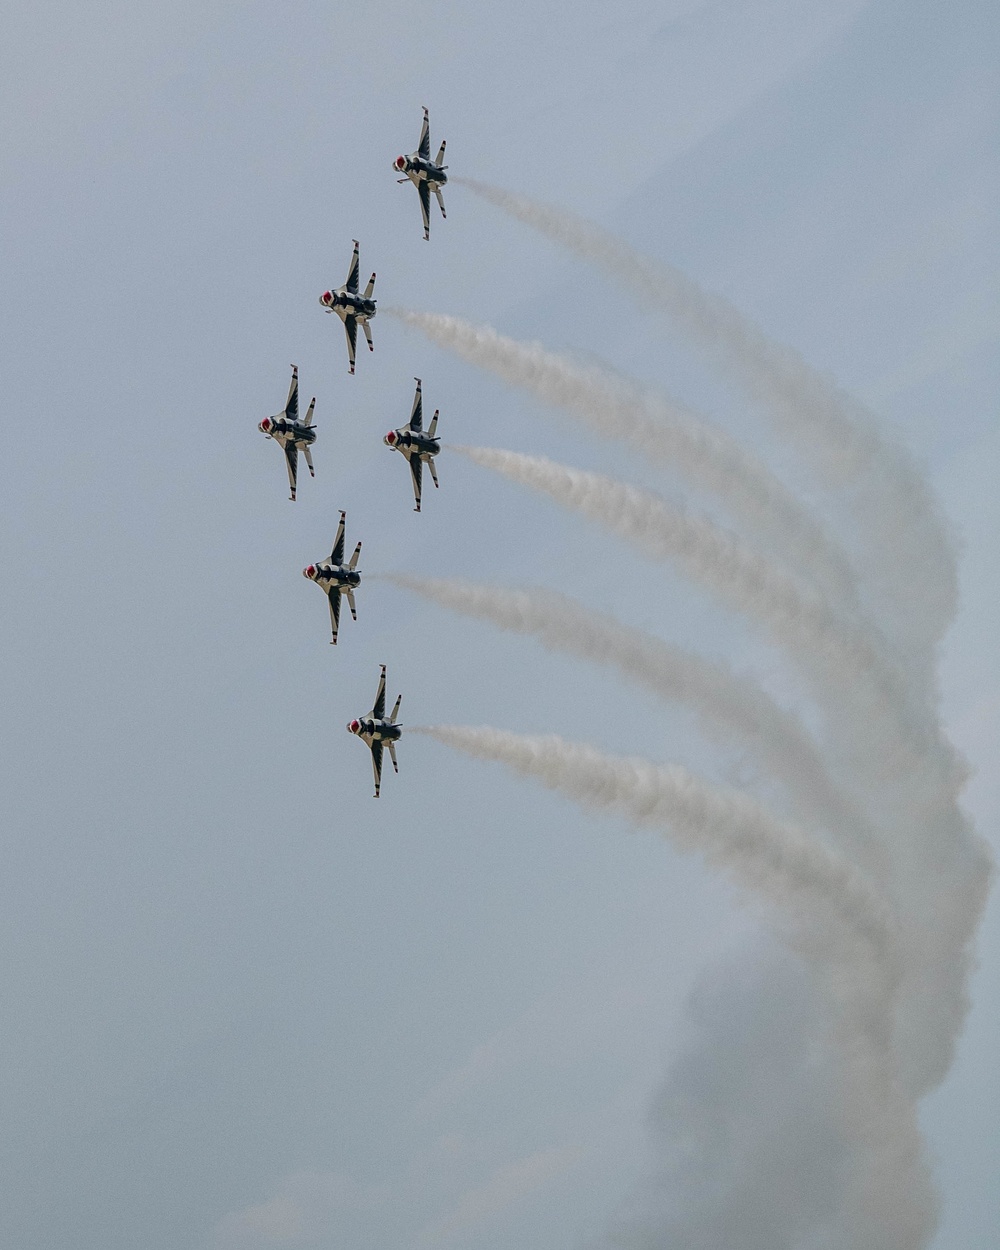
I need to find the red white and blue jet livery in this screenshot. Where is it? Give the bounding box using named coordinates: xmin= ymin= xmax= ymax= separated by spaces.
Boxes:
xmin=384 ymin=378 xmax=441 ymax=512
xmin=394 ymin=107 xmax=447 ymax=241
xmin=319 ymin=241 xmax=377 ymax=374
xmin=347 ymin=665 xmax=402 ymax=798
xmin=258 ymin=365 xmax=316 ymax=501
xmin=302 ymin=511 xmax=362 ymax=645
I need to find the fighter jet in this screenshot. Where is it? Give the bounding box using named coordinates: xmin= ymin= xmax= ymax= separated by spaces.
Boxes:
xmin=394 ymin=107 xmax=448 ymax=240
xmin=319 ymin=240 xmax=377 ymax=373
xmin=302 ymin=511 xmax=362 ymax=645
xmin=347 ymin=665 xmax=402 ymax=798
xmin=258 ymin=365 xmax=316 ymax=500
xmin=384 ymin=378 xmax=440 ymax=512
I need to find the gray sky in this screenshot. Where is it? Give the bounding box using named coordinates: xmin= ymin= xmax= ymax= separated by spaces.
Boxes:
xmin=1 ymin=1 xmax=996 ymax=1248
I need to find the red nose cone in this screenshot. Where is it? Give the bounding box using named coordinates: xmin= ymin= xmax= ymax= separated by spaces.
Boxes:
xmin=348 ymin=719 xmax=360 ymax=734
xmin=321 ymin=291 xmax=332 ymax=304
xmin=260 ymin=417 xmax=271 ymax=432
xmin=385 ymin=430 xmax=397 ymax=445
xmin=395 ymin=156 xmax=406 ymax=170
xmin=303 ymin=565 xmax=316 ymax=579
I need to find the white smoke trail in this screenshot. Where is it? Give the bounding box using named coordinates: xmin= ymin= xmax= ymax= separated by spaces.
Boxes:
xmin=452 ymin=444 xmax=928 ymax=781
xmin=414 ymin=725 xmax=936 ymax=1248
xmin=414 ymin=726 xmax=891 ymax=956
xmin=387 ymin=300 xmax=985 ymax=1085
xmin=387 ymin=307 xmax=860 ymax=610
xmin=386 ymin=573 xmax=879 ymax=870
xmin=449 ymin=445 xmax=993 ymax=1096
xmin=454 ymin=177 xmax=957 ymax=659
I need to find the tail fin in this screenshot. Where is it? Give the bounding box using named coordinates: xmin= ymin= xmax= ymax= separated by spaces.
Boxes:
xmin=304 ymin=397 xmax=316 ymax=426
xmin=389 ymin=694 xmax=402 ymax=723
xmin=387 ymin=741 xmax=399 ymax=773
xmin=435 ymin=140 xmax=446 ymax=166
xmin=345 ymin=589 xmax=357 ymax=621
xmin=348 ymin=541 xmax=362 ymax=571
xmin=303 ymin=446 xmax=315 ymax=477
xmin=434 ymin=187 xmax=446 ymax=220
xmin=427 ymin=409 xmax=439 ymax=438
xmin=364 ymin=272 xmax=376 ymax=299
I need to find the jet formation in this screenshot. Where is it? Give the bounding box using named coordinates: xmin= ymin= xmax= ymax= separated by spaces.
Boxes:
xmin=257 ymin=108 xmax=454 ymax=793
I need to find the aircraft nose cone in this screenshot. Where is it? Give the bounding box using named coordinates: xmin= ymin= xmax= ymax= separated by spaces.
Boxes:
xmin=303 ymin=565 xmax=316 ymax=579
xmin=384 ymin=430 xmax=397 ymax=446
xmin=347 ymin=719 xmax=360 ymax=734
xmin=259 ymin=418 xmax=271 ymax=432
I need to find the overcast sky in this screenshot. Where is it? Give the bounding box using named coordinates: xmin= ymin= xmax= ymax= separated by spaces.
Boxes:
xmin=1 ymin=2 xmax=996 ymax=1248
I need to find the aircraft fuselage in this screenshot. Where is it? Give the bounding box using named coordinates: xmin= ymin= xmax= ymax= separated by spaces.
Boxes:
xmin=321 ymin=290 xmax=377 ymax=321
xmin=404 ymin=158 xmax=447 ymax=188
xmin=390 ymin=430 xmax=440 ymax=458
xmin=355 ymin=717 xmax=401 ymax=747
xmin=259 ymin=417 xmax=316 ymax=447
xmin=310 ymin=563 xmax=361 ymax=593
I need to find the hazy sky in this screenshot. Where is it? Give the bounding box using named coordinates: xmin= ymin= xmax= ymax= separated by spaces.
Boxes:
xmin=1 ymin=2 xmax=996 ymax=1248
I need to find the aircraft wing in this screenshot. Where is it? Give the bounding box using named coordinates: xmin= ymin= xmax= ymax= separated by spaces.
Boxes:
xmin=330 ymin=512 xmax=346 ymax=565
xmin=345 ymin=241 xmax=360 ymax=294
xmin=370 ymin=739 xmax=384 ymax=797
xmin=418 ymin=179 xmax=431 ymax=239
xmin=343 ymin=315 xmax=358 ymax=373
xmin=372 ymin=665 xmax=387 ymax=719
xmin=328 ymin=588 xmax=341 ymax=644
xmin=408 ymin=454 xmax=423 ymax=512
xmin=409 ymin=379 xmax=423 ymax=432
xmin=284 ymin=366 xmax=299 ymax=422
xmin=283 ymin=443 xmax=298 ymax=501
xmin=418 ymin=107 xmax=431 ymax=159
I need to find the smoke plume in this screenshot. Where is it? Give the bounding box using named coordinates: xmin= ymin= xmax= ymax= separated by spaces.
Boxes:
xmin=451 ymin=444 xmax=928 ymax=781
xmin=387 ymin=573 xmax=878 ymax=868
xmin=413 ymin=725 xmax=935 ymax=1248
xmin=387 ymin=307 xmax=859 ymax=609
xmin=387 ymin=185 xmax=993 ymax=1249
xmin=454 ymin=177 xmax=958 ymax=663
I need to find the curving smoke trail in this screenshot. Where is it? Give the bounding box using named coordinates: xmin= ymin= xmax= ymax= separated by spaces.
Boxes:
xmin=448 ymin=444 xmax=991 ymax=1099
xmin=413 ymin=726 xmax=891 ymax=956
xmin=454 ymin=176 xmax=958 ymax=664
xmin=388 ymin=184 xmax=991 ymax=1248
xmin=387 ymin=307 xmax=859 ymax=609
xmin=386 ymin=573 xmax=879 ymax=868
xmin=451 ymin=444 xmax=926 ymax=780
xmin=413 ymin=725 xmax=935 ymax=1248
